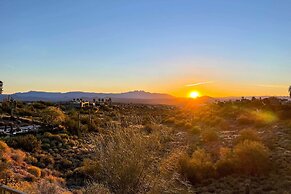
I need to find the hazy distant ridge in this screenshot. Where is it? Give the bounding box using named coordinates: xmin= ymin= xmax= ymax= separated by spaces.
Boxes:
xmin=0 ymin=90 xmax=174 ymax=102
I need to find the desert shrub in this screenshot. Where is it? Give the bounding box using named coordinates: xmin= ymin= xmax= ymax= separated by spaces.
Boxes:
xmin=153 ymin=149 xmax=192 ymax=193
xmin=201 ymin=129 xmax=219 ymax=143
xmin=25 ymin=155 xmax=38 ymax=165
xmin=142 ymin=124 xmax=161 ymax=134
xmin=278 ymin=105 xmax=291 ymax=119
xmin=64 ymin=117 xmax=79 ymax=134
xmin=0 ymin=157 xmax=9 ymax=177
xmin=237 ymin=114 xmax=253 ymax=125
xmin=59 ymin=158 xmax=73 ymax=168
xmin=183 ymin=122 xmax=192 ymax=129
xmin=28 ymin=166 xmax=42 ymax=178
xmin=7 ymin=134 xmax=41 ymax=152
xmin=143 ymin=124 xmax=155 ymax=134
xmin=163 ymin=117 xmax=175 ymax=124
xmin=41 ymin=107 xmax=66 ymax=126
xmin=24 ymin=173 xmax=37 ymax=182
xmin=233 ymin=140 xmax=270 ymax=176
xmin=211 ymin=117 xmax=229 ymax=130
xmin=81 ymin=128 xmax=161 ymax=193
xmin=190 ymin=126 xmax=201 ymax=135
xmin=19 ymin=179 xmax=69 ymax=194
xmin=236 ymin=128 xmax=261 ymax=143
xmin=39 ymin=155 xmax=55 ymax=167
xmin=44 ymin=132 xmax=63 ymax=143
xmin=32 ymin=102 xmax=48 ymax=109
xmin=76 ymin=158 xmax=99 ymax=180
xmin=215 ymin=147 xmax=237 ymax=177
xmin=83 ymin=183 xmax=111 ymax=194
xmin=0 ymin=140 xmax=10 ymax=154
xmin=45 ymin=175 xmax=66 ymax=185
xmin=174 ymin=119 xmax=190 ymax=129
xmin=179 ymin=149 xmax=215 ymax=184
xmin=11 ymin=149 xmax=26 ymax=163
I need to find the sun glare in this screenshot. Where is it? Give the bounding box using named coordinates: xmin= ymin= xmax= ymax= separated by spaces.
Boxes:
xmin=189 ymin=91 xmax=200 ymax=99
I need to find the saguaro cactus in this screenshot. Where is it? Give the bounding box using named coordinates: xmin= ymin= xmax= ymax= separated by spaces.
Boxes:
xmin=0 ymin=81 xmax=3 ymax=94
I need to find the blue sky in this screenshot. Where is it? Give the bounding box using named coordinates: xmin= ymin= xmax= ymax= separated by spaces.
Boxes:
xmin=0 ymin=0 xmax=291 ymax=96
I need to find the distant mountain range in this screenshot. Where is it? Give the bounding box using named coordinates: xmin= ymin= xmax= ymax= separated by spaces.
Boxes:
xmin=0 ymin=90 xmax=176 ymax=104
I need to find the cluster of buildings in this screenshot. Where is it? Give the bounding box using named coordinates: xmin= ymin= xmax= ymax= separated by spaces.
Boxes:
xmin=0 ymin=116 xmax=41 ymax=136
xmin=70 ymin=98 xmax=112 ymax=108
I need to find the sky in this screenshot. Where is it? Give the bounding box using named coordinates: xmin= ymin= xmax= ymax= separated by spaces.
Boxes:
xmin=0 ymin=0 xmax=291 ymax=97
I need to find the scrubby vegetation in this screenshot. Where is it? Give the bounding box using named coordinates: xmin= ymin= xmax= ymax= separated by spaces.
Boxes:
xmin=1 ymin=97 xmax=291 ymax=193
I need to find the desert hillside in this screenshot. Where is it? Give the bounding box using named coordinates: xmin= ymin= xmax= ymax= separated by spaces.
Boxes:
xmin=0 ymin=97 xmax=291 ymax=193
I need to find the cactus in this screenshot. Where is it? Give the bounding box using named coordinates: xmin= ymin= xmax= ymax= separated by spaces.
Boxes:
xmin=0 ymin=81 xmax=3 ymax=94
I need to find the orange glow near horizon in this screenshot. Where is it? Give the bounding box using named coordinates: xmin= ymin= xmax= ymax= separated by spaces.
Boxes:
xmin=189 ymin=91 xmax=200 ymax=99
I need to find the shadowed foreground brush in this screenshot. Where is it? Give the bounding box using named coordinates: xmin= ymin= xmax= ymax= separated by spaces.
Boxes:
xmin=81 ymin=126 xmax=192 ymax=194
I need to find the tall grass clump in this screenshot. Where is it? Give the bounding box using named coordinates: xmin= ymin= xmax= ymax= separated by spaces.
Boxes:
xmin=81 ymin=127 xmax=161 ymax=194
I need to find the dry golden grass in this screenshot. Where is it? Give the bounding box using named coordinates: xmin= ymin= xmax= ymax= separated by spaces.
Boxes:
xmin=81 ymin=127 xmax=161 ymax=193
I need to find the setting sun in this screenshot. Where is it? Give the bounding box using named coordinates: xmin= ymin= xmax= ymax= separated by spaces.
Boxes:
xmin=189 ymin=91 xmax=200 ymax=99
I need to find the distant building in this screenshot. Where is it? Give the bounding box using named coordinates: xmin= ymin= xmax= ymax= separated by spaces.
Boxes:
xmin=95 ymin=98 xmax=112 ymax=106
xmin=69 ymin=97 xmax=112 ymax=109
xmin=70 ymin=99 xmax=90 ymax=108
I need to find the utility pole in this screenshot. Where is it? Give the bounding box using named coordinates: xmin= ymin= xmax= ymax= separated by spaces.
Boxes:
xmin=289 ymin=85 xmax=291 ymax=98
